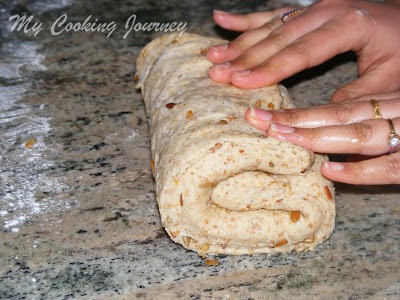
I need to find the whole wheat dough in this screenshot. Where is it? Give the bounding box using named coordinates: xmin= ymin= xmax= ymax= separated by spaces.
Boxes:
xmin=136 ymin=33 xmax=335 ymax=255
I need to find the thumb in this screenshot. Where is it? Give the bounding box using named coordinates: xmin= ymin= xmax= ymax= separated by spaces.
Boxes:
xmin=332 ymin=60 xmax=400 ymax=102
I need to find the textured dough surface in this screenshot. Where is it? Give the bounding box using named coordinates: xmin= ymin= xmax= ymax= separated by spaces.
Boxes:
xmin=136 ymin=33 xmax=335 ymax=255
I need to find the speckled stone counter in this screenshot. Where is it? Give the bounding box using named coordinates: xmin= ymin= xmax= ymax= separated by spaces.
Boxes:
xmin=0 ymin=0 xmax=399 ymax=299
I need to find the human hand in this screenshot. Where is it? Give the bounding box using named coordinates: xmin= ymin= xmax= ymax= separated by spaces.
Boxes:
xmin=245 ymin=92 xmax=400 ymax=184
xmin=208 ymin=0 xmax=400 ymax=101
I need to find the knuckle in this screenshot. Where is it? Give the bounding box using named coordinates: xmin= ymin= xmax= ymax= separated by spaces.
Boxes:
xmin=351 ymin=122 xmax=373 ymax=146
xmin=381 ymin=155 xmax=400 ymax=183
xmin=228 ymin=39 xmax=241 ymax=52
xmin=231 ymin=48 xmax=261 ymax=68
xmin=261 ymin=20 xmax=275 ymax=32
xmin=243 ymin=15 xmax=254 ymax=31
xmin=307 ymin=127 xmax=322 ymax=148
xmin=287 ymin=42 xmax=310 ymax=67
xmin=230 ymin=34 xmax=250 ymax=51
xmin=334 ymin=102 xmax=354 ymax=124
xmin=344 ymin=7 xmax=373 ymax=25
xmin=282 ymin=110 xmax=299 ymax=127
xmin=353 ymin=162 xmax=370 ymax=183
xmin=267 ymin=31 xmax=288 ymax=48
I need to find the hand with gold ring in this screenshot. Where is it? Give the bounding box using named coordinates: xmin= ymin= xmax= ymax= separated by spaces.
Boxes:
xmin=245 ymin=92 xmax=400 ymax=184
xmin=207 ymin=0 xmax=400 ymax=101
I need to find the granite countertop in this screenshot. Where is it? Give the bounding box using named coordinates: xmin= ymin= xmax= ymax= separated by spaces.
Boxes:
xmin=0 ymin=0 xmax=399 ymax=299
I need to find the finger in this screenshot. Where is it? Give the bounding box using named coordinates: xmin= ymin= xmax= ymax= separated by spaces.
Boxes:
xmin=230 ymin=16 xmax=366 ymax=89
xmin=209 ymin=6 xmax=327 ymax=81
xmin=348 ymin=91 xmax=400 ymax=102
xmin=322 ymin=153 xmax=400 ymax=184
xmin=213 ymin=8 xmax=294 ymax=32
xmin=266 ymin=118 xmax=400 ymax=156
xmin=209 ymin=8 xmax=298 ymax=65
xmin=207 ymin=16 xmax=283 ymax=65
xmin=332 ymin=58 xmax=400 ymax=102
xmin=245 ymin=98 xmax=400 ymax=130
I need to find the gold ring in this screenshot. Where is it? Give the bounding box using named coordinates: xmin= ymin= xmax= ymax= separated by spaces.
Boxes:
xmin=370 ymin=99 xmax=382 ymax=119
xmin=281 ymin=9 xmax=302 ymax=23
xmin=388 ymin=119 xmax=400 ymax=149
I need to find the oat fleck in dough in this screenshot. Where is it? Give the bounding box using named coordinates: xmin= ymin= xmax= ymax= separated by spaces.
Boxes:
xmin=136 ymin=33 xmax=335 ymax=255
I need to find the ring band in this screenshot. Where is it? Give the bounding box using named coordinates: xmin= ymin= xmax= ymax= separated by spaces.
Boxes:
xmin=388 ymin=119 xmax=400 ymax=149
xmin=370 ymin=99 xmax=382 ymax=119
xmin=281 ymin=9 xmax=302 ymax=23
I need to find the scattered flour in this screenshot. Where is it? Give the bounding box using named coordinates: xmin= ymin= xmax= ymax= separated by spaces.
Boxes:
xmin=0 ymin=0 xmax=74 ymax=232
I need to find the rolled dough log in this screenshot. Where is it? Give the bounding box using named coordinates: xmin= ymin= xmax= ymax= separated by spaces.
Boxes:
xmin=136 ymin=33 xmax=335 ymax=255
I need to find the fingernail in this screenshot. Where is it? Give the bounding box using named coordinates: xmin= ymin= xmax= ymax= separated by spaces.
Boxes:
xmin=233 ymin=69 xmax=251 ymax=77
xmin=212 ymin=44 xmax=228 ymax=51
xmin=323 ymin=161 xmax=344 ymax=171
xmin=270 ymin=123 xmax=294 ymax=133
xmin=214 ymin=61 xmax=231 ymax=70
xmin=250 ymin=107 xmax=273 ymax=121
xmin=213 ymin=10 xmax=230 ymax=15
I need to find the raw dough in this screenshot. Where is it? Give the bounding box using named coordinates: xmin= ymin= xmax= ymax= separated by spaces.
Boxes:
xmin=136 ymin=33 xmax=335 ymax=255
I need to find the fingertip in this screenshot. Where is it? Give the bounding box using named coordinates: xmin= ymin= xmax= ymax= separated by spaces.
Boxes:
xmin=208 ymin=64 xmax=232 ymax=84
xmin=213 ymin=10 xmax=228 ymax=22
xmin=265 ymin=126 xmax=288 ymax=141
xmin=247 ymin=116 xmax=270 ymax=131
xmin=213 ymin=10 xmax=230 ymax=15
xmin=231 ymin=70 xmax=273 ymax=89
xmin=231 ymin=70 xmax=256 ymax=88
xmin=323 ymin=161 xmax=344 ymax=172
xmin=206 ymin=44 xmax=228 ymax=63
xmin=206 ymin=49 xmax=217 ymax=62
xmin=321 ymin=161 xmax=348 ymax=183
xmin=248 ymin=106 xmax=273 ymax=121
xmin=207 ymin=45 xmax=240 ymax=64
xmin=244 ymin=107 xmax=252 ymax=120
xmin=331 ymin=88 xmax=358 ymax=102
xmin=245 ymin=107 xmax=271 ymax=131
xmin=330 ymin=93 xmax=346 ymax=103
xmin=213 ymin=10 xmax=239 ymax=30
